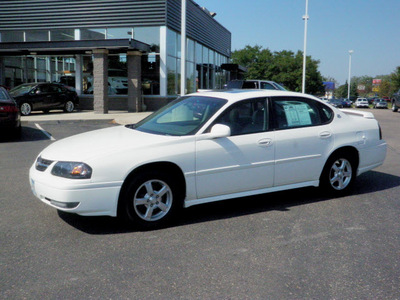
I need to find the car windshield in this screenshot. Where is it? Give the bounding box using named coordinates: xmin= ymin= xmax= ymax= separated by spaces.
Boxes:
xmin=10 ymin=84 xmax=36 ymax=96
xmin=132 ymin=96 xmax=227 ymax=136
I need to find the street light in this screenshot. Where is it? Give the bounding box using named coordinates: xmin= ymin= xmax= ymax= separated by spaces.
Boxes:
xmin=302 ymin=0 xmax=309 ymax=94
xmin=347 ymin=50 xmax=354 ymax=100
xmin=180 ymin=0 xmax=187 ymax=96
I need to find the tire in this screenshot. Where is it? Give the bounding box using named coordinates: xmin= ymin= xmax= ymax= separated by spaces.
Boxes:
xmin=392 ymin=102 xmax=398 ymax=112
xmin=64 ymin=100 xmax=75 ymax=113
xmin=320 ymin=152 xmax=357 ymax=195
xmin=119 ymin=170 xmax=183 ymax=229
xmin=20 ymin=102 xmax=32 ymax=116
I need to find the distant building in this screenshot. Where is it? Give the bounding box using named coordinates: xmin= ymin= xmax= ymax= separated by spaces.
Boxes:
xmin=0 ymin=0 xmax=231 ymax=112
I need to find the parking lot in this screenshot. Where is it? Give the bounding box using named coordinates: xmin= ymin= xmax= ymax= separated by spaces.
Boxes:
xmin=1 ymin=109 xmax=399 ymax=299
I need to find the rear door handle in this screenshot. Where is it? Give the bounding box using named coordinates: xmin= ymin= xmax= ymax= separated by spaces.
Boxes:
xmin=319 ymin=131 xmax=332 ymax=139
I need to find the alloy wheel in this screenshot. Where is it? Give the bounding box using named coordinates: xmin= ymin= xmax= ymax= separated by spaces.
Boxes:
xmin=133 ymin=179 xmax=173 ymax=222
xmin=329 ymin=158 xmax=353 ymax=191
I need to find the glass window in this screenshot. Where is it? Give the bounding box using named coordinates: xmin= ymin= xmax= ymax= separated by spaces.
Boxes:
xmin=107 ymin=28 xmax=132 ymax=39
xmin=167 ymin=29 xmax=177 ymax=57
xmin=260 ymin=82 xmax=276 ymax=90
xmin=81 ymin=28 xmax=106 ymax=40
xmin=134 ymin=27 xmax=160 ymax=49
xmin=50 ymin=29 xmax=75 ymax=41
xmin=187 ymin=38 xmax=195 ymax=62
xmin=212 ymin=98 xmax=269 ymax=135
xmin=25 ymin=30 xmax=49 ymax=42
xmin=272 ymin=97 xmax=331 ymax=129
xmin=0 ymin=31 xmax=24 ymax=42
xmin=167 ymin=56 xmax=177 ymax=95
xmin=142 ymin=53 xmax=160 ymax=95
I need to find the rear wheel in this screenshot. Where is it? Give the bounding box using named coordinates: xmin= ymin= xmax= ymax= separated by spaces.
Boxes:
xmin=392 ymin=102 xmax=398 ymax=112
xmin=320 ymin=152 xmax=357 ymax=195
xmin=20 ymin=102 xmax=32 ymax=116
xmin=119 ymin=170 xmax=182 ymax=229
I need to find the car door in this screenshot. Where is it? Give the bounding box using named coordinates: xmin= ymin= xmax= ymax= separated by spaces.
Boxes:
xmin=30 ymin=84 xmax=50 ymax=110
xmin=271 ymin=96 xmax=334 ymax=186
xmin=195 ymin=97 xmax=275 ymax=199
xmin=47 ymin=84 xmax=64 ymax=108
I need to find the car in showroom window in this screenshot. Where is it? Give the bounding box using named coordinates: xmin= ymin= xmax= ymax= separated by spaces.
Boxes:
xmin=29 ymin=90 xmax=387 ymax=229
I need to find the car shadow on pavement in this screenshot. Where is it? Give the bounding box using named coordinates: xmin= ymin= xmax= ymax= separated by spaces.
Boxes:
xmin=58 ymin=170 xmax=400 ymax=234
xmin=0 ymin=125 xmax=52 ymax=143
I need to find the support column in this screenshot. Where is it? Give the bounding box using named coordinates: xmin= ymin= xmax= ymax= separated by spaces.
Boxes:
xmin=75 ymin=55 xmax=83 ymax=96
xmin=127 ymin=50 xmax=142 ymax=112
xmin=93 ymin=49 xmax=109 ymax=114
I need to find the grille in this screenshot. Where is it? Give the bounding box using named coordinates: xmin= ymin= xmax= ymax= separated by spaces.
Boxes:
xmin=35 ymin=156 xmax=54 ymax=172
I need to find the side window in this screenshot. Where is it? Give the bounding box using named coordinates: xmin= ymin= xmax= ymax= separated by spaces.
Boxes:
xmin=49 ymin=85 xmax=61 ymax=93
xmin=260 ymin=82 xmax=275 ymax=90
xmin=212 ymin=98 xmax=268 ymax=136
xmin=272 ymin=97 xmax=326 ymax=130
xmin=242 ymin=81 xmax=258 ymax=89
xmin=37 ymin=85 xmax=50 ymax=94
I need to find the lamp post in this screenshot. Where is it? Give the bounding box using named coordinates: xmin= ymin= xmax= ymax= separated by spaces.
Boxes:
xmin=347 ymin=50 xmax=354 ymax=100
xmin=302 ymin=0 xmax=309 ymax=94
xmin=180 ymin=0 xmax=187 ymax=96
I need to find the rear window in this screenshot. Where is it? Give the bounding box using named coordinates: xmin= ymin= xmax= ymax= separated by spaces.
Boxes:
xmin=0 ymin=89 xmax=10 ymax=102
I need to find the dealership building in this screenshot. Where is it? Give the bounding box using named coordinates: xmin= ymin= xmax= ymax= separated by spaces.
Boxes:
xmin=0 ymin=0 xmax=232 ymax=112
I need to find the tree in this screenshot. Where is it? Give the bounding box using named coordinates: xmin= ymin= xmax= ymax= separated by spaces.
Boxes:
xmin=391 ymin=66 xmax=400 ymax=92
xmin=231 ymin=45 xmax=324 ymax=95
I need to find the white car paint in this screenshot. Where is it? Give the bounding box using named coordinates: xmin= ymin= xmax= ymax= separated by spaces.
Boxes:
xmin=355 ymin=98 xmax=369 ymax=108
xmin=29 ymin=90 xmax=387 ymax=221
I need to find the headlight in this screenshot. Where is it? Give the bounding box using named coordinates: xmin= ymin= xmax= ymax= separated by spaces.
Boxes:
xmin=51 ymin=162 xmax=92 ymax=179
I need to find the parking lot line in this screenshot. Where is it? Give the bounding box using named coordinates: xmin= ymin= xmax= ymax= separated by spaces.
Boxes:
xmin=35 ymin=123 xmax=56 ymax=141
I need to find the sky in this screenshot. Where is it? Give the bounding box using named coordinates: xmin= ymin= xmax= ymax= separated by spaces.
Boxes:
xmin=196 ymin=0 xmax=400 ymax=85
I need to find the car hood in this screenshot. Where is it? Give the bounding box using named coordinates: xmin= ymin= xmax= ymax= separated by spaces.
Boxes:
xmin=39 ymin=125 xmax=179 ymax=162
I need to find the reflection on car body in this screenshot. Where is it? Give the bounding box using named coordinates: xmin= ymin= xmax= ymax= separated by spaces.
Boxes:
xmin=29 ymin=90 xmax=387 ymax=229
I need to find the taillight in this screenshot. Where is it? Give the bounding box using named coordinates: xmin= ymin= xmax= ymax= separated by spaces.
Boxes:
xmin=0 ymin=105 xmax=19 ymax=113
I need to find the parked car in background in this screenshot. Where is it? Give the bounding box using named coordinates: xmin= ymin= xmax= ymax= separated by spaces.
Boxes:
xmin=227 ymin=80 xmax=287 ymax=91
xmin=0 ymin=86 xmax=21 ymax=137
xmin=342 ymin=98 xmax=352 ymax=108
xmin=327 ymin=99 xmax=343 ymax=108
xmin=392 ymin=89 xmax=400 ymax=112
xmin=9 ymin=82 xmax=79 ymax=116
xmin=30 ymin=90 xmax=386 ymax=229
xmin=355 ymin=98 xmax=370 ymax=108
xmin=373 ymin=99 xmax=388 ymax=109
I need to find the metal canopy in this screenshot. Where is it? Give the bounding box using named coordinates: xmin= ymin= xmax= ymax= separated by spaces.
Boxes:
xmin=0 ymin=39 xmax=151 ymax=56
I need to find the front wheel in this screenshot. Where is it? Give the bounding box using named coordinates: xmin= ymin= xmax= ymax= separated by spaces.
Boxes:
xmin=392 ymin=102 xmax=398 ymax=112
xmin=64 ymin=100 xmax=75 ymax=113
xmin=20 ymin=102 xmax=32 ymax=116
xmin=320 ymin=153 xmax=356 ymax=195
xmin=119 ymin=170 xmax=182 ymax=229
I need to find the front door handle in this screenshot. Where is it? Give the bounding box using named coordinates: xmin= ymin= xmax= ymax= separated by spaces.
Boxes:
xmin=258 ymin=138 xmax=273 ymax=147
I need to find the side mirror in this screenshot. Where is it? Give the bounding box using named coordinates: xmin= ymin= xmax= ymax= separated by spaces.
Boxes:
xmin=209 ymin=124 xmax=231 ymax=139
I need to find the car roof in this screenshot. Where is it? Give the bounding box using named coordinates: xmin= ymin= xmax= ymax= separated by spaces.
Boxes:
xmin=189 ymin=89 xmax=319 ymax=103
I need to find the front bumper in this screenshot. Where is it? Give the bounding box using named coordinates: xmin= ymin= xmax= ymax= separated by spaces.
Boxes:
xmin=29 ymin=164 xmax=122 ymax=217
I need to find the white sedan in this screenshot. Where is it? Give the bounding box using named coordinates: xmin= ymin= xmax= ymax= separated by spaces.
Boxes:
xmin=30 ymin=90 xmax=387 ymax=229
